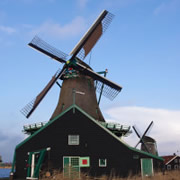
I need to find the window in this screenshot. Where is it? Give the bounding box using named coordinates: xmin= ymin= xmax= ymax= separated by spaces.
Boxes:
xmin=63 ymin=157 xmax=80 ymax=178
xmin=71 ymin=157 xmax=79 ymax=166
xmin=167 ymin=165 xmax=171 ymax=170
xmin=174 ymin=165 xmax=178 ymax=170
xmin=68 ymin=135 xmax=79 ymax=145
xmin=99 ymin=159 xmax=107 ymax=167
xmin=174 ymin=159 xmax=178 ymax=163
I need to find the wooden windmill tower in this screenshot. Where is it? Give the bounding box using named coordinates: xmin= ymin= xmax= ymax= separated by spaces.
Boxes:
xmin=21 ymin=10 xmax=122 ymax=122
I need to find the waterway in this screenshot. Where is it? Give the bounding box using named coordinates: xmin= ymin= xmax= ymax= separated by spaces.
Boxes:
xmin=0 ymin=169 xmax=11 ymax=178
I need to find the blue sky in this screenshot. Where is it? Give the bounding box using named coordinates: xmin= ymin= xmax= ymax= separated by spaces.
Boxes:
xmin=0 ymin=0 xmax=180 ymax=162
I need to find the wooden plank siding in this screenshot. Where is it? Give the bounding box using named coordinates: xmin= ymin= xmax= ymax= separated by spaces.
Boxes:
xmin=14 ymin=105 xmax=163 ymax=179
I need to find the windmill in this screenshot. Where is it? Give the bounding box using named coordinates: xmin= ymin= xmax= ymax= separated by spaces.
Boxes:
xmin=12 ymin=11 xmax=164 ymax=180
xmin=21 ymin=10 xmax=122 ymax=123
xmin=133 ymin=121 xmax=158 ymax=155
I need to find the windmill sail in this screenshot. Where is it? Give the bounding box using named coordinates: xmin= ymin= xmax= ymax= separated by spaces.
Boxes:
xmin=22 ymin=10 xmax=122 ymax=119
xmin=141 ymin=121 xmax=154 ymax=139
xmin=29 ymin=36 xmax=68 ymax=63
xmin=21 ymin=68 xmax=66 ymax=118
xmin=70 ymin=10 xmax=114 ymax=60
xmin=133 ymin=121 xmax=154 ymax=153
xmin=133 ymin=126 xmax=150 ymax=153
xmin=75 ymin=62 xmax=122 ymax=100
xmin=95 ymin=81 xmax=120 ymax=100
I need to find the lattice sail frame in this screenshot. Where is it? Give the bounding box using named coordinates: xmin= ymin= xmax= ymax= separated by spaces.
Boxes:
xmin=29 ymin=36 xmax=68 ymax=63
xmin=95 ymin=80 xmax=120 ymax=100
xmin=74 ymin=11 xmax=114 ymax=60
xmin=21 ymin=68 xmax=64 ymax=118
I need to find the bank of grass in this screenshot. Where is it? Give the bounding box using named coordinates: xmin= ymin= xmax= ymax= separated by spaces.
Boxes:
xmin=40 ymin=170 xmax=180 ymax=180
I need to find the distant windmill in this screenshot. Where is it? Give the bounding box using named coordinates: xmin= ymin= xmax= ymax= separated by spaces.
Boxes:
xmin=133 ymin=121 xmax=158 ymax=155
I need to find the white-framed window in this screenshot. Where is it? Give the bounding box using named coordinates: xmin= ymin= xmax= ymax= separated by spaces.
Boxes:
xmin=71 ymin=157 xmax=80 ymax=166
xmin=174 ymin=165 xmax=178 ymax=169
xmin=167 ymin=165 xmax=171 ymax=170
xmin=99 ymin=159 xmax=107 ymax=167
xmin=174 ymin=159 xmax=178 ymax=163
xmin=68 ymin=135 xmax=79 ymax=145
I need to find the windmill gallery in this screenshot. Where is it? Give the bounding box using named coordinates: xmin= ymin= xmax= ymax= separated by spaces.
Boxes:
xmin=11 ymin=10 xmax=164 ymax=179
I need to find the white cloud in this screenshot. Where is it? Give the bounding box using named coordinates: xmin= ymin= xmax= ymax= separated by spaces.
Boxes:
xmin=105 ymin=106 xmax=180 ymax=156
xmin=30 ymin=16 xmax=87 ymax=39
xmin=0 ymin=130 xmax=24 ymax=162
xmin=0 ymin=25 xmax=16 ymax=34
xmin=154 ymin=0 xmax=180 ymax=15
xmin=77 ymin=0 xmax=89 ymax=9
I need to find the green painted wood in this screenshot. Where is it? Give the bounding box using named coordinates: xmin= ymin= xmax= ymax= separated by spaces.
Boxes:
xmin=11 ymin=151 xmax=16 ymax=173
xmin=34 ymin=149 xmax=46 ymax=178
xmin=141 ymin=158 xmax=154 ymax=177
xmin=80 ymin=157 xmax=90 ymax=167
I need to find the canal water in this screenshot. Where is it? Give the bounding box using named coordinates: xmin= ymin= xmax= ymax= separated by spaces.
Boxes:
xmin=0 ymin=169 xmax=11 ymax=178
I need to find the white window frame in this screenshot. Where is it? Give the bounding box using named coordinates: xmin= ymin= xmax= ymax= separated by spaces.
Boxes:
xmin=174 ymin=159 xmax=178 ymax=163
xmin=68 ymin=135 xmax=79 ymax=145
xmin=99 ymin=159 xmax=107 ymax=167
xmin=167 ymin=164 xmax=171 ymax=170
xmin=174 ymin=164 xmax=178 ymax=170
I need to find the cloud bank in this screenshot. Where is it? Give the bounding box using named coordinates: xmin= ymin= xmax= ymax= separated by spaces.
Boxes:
xmin=0 ymin=130 xmax=24 ymax=162
xmin=30 ymin=16 xmax=87 ymax=39
xmin=105 ymin=106 xmax=180 ymax=156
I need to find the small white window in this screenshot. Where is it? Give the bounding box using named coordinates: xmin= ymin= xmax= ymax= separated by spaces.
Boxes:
xmin=99 ymin=159 xmax=107 ymax=167
xmin=68 ymin=135 xmax=79 ymax=145
xmin=167 ymin=165 xmax=171 ymax=170
xmin=174 ymin=165 xmax=178 ymax=169
xmin=174 ymin=159 xmax=178 ymax=163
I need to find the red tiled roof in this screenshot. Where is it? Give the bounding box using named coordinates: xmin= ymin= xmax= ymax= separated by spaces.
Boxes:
xmin=161 ymin=155 xmax=176 ymax=164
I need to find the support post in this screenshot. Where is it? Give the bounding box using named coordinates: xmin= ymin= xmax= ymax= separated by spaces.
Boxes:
xmin=98 ymin=69 xmax=108 ymax=105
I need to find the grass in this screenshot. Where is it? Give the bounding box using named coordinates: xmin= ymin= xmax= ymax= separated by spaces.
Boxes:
xmin=40 ymin=170 xmax=180 ymax=180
